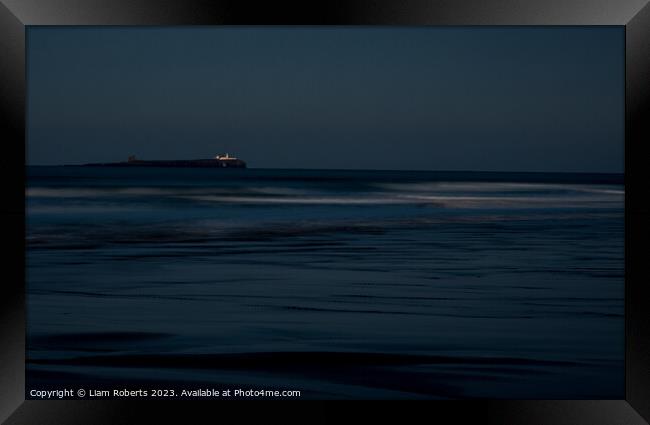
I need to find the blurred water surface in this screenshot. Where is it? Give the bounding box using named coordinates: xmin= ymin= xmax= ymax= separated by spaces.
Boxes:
xmin=26 ymin=167 xmax=624 ymax=399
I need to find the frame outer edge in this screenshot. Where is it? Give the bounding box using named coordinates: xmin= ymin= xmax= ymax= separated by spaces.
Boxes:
xmin=0 ymin=0 xmax=649 ymax=423
xmin=0 ymin=0 xmax=650 ymax=25
xmin=0 ymin=1 xmax=25 ymax=424
xmin=626 ymin=0 xmax=650 ymax=423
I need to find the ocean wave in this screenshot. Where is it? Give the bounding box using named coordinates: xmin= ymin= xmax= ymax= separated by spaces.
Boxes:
xmin=183 ymin=195 xmax=420 ymax=205
xmin=375 ymin=181 xmax=625 ymax=195
xmin=27 ymin=181 xmax=623 ymax=210
xmin=26 ymin=186 xmax=312 ymax=198
xmin=182 ymin=193 xmax=622 ymax=208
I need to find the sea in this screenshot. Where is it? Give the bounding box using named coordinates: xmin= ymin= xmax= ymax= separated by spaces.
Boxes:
xmin=26 ymin=166 xmax=625 ymax=399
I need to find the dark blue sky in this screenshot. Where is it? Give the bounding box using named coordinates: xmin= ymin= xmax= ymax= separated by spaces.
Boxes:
xmin=27 ymin=27 xmax=624 ymax=172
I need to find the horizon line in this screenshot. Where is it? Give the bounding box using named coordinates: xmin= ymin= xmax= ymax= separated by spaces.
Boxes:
xmin=26 ymin=164 xmax=624 ymax=176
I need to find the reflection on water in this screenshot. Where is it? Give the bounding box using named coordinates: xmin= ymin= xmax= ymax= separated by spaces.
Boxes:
xmin=26 ymin=167 xmax=624 ymax=399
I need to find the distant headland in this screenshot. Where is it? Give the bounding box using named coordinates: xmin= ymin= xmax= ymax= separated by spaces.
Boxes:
xmin=76 ymin=154 xmax=247 ymax=169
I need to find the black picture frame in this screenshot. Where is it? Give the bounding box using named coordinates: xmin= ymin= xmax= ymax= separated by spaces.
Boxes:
xmin=1 ymin=0 xmax=649 ymax=423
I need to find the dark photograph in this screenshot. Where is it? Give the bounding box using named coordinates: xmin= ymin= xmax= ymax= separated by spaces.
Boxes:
xmin=25 ymin=26 xmax=624 ymax=400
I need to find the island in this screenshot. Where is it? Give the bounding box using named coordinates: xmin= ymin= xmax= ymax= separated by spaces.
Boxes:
xmin=79 ymin=154 xmax=247 ymax=168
